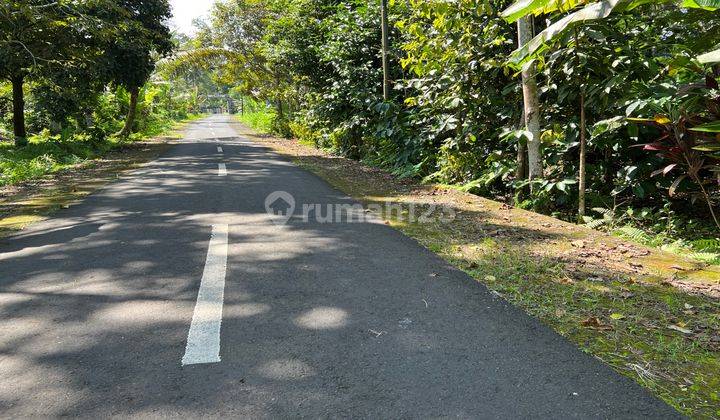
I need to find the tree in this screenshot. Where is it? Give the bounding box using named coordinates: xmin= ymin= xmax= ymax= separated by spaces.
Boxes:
xmin=502 ymin=0 xmax=720 ymax=219
xmin=517 ymin=16 xmax=543 ymax=182
xmin=0 ymin=1 xmax=79 ymax=145
xmin=105 ymin=0 xmax=173 ymax=137
xmin=381 ymin=0 xmax=391 ymax=101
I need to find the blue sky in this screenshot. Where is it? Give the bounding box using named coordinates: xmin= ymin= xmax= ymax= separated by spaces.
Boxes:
xmin=170 ymin=0 xmax=216 ymax=34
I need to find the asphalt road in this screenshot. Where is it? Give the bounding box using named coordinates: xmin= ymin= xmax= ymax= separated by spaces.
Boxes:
xmin=0 ymin=115 xmax=680 ymax=418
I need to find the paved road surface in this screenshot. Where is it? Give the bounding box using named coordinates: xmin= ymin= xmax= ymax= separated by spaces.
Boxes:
xmin=0 ymin=115 xmax=679 ymax=418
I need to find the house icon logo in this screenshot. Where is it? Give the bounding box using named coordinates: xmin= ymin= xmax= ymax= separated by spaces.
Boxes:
xmin=264 ymin=191 xmax=296 ymax=225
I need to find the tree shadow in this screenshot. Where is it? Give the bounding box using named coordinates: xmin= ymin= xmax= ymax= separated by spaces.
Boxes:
xmin=0 ymin=137 xmax=678 ymax=417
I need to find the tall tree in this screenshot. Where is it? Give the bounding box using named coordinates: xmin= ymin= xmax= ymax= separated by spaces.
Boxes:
xmin=0 ymin=1 xmax=78 ymax=145
xmin=105 ymin=0 xmax=173 ymax=137
xmin=380 ymin=0 xmax=391 ymax=100
xmin=516 ymin=16 xmax=543 ymax=182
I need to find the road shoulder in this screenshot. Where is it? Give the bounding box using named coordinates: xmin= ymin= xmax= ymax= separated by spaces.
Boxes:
xmin=0 ymin=121 xmax=194 ymax=238
xmin=231 ymin=120 xmax=720 ymax=418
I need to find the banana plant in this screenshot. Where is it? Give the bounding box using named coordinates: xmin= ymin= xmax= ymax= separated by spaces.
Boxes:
xmin=501 ymin=0 xmax=720 ymax=67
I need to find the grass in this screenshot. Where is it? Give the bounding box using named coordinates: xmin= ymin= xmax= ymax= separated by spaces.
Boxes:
xmin=0 ymin=114 xmax=204 ymax=237
xmin=398 ymin=217 xmax=720 ymax=418
xmin=237 ymin=109 xmax=276 ymax=133
xmin=234 ymin=121 xmax=720 ymax=419
xmin=0 ymin=113 xmax=204 ymax=187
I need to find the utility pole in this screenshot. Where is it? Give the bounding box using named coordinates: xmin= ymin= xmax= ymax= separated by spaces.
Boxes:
xmin=381 ymin=0 xmax=390 ymax=101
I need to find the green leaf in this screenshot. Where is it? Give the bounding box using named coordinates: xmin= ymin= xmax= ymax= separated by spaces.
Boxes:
xmin=692 ymin=144 xmax=720 ymax=152
xmin=591 ymin=116 xmax=624 ymax=138
xmin=690 ymin=121 xmax=720 ymax=133
xmin=682 ymin=0 xmax=720 ymax=9
xmin=507 ymin=0 xmax=624 ymax=67
xmin=501 ymin=0 xmax=552 ymax=23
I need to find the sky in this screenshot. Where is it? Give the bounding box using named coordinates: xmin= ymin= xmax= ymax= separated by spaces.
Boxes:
xmin=169 ymin=0 xmax=216 ymax=35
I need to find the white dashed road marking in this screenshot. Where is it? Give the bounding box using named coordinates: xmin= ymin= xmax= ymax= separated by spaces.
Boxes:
xmin=182 ymin=224 xmax=229 ymax=366
xmin=218 ymin=163 xmax=227 ymax=176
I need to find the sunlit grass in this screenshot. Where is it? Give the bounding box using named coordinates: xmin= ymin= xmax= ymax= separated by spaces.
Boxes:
xmin=237 ymin=109 xmax=276 ymax=133
xmin=0 ymin=114 xmax=203 ymax=187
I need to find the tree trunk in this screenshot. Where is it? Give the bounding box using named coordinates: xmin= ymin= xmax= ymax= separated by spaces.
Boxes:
xmin=516 ymin=110 xmax=528 ymax=200
xmin=574 ymin=28 xmax=587 ymax=220
xmin=517 ymin=17 xmax=542 ymax=182
xmin=517 ymin=142 xmax=528 ymax=179
xmin=380 ymin=0 xmax=391 ymax=101
xmin=11 ymin=74 xmax=27 ymax=147
xmin=119 ymin=86 xmax=139 ymax=137
xmin=579 ymin=91 xmax=587 ymax=219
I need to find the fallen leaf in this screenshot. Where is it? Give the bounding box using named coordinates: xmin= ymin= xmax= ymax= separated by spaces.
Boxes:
xmin=581 ymin=317 xmax=613 ymax=330
xmin=571 ymin=240 xmax=586 ymax=248
xmin=484 ymin=275 xmax=497 ymax=282
xmin=668 ymin=324 xmax=692 ymax=334
xmin=610 ymin=313 xmax=625 ymax=320
xmin=557 ymin=277 xmax=575 ymax=285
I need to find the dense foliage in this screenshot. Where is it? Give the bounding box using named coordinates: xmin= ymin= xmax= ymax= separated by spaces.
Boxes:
xmin=0 ymin=0 xmax=207 ymax=185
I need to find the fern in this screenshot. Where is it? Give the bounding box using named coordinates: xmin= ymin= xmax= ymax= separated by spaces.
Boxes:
xmin=592 ymin=207 xmax=614 ymax=219
xmin=686 ymin=252 xmax=720 ymax=264
xmin=584 ymin=218 xmax=607 ymax=229
xmin=690 ymin=238 xmax=720 ymax=253
xmin=618 ymin=226 xmax=651 ymax=244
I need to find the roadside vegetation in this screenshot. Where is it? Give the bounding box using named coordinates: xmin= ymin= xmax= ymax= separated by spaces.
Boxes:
xmin=170 ymin=0 xmax=720 ymax=268
xmin=0 ymin=1 xmax=214 ymax=188
xmin=236 ymin=103 xmax=277 ymax=134
xmin=0 ymin=87 xmax=203 ymax=187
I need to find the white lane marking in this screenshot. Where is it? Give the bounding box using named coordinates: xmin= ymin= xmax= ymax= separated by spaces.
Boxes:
xmin=182 ymin=224 xmax=229 ymax=366
xmin=218 ymin=163 xmax=227 ymax=176
xmin=217 ymin=146 xmax=223 ymax=153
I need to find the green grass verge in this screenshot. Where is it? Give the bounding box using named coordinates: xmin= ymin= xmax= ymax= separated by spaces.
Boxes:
xmin=237 ymin=109 xmax=276 ymax=133
xmin=398 ymin=219 xmax=720 ymax=419
xmin=0 ymin=114 xmax=204 ymax=187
